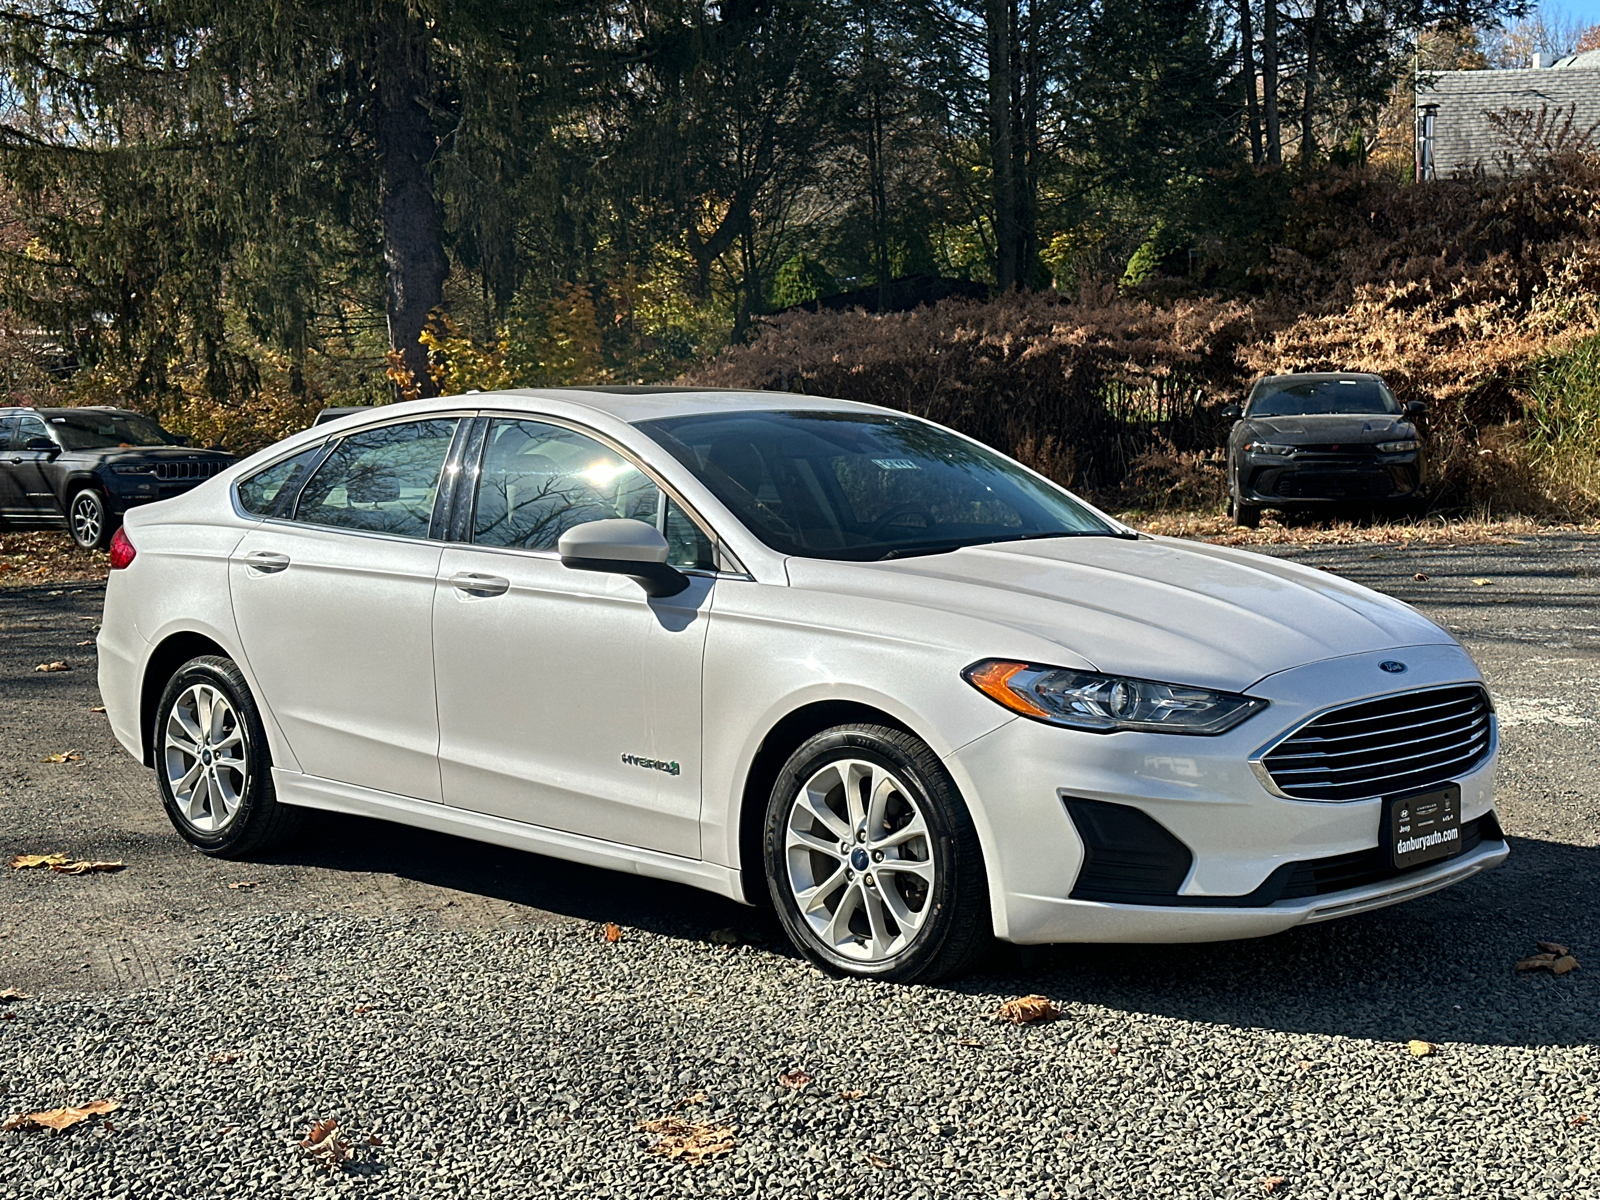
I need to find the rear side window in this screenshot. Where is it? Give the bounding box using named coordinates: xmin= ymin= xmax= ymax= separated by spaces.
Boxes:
xmin=295 ymin=419 xmax=460 ymax=538
xmin=236 ymin=445 xmax=324 ymax=518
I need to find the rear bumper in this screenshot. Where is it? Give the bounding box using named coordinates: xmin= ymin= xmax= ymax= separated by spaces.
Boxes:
xmin=96 ymin=571 xmax=148 ymax=764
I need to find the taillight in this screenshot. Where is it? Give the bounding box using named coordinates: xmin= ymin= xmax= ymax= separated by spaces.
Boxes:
xmin=109 ymin=526 xmax=137 ymax=570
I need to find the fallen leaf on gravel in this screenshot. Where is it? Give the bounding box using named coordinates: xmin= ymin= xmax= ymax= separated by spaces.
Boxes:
xmin=777 ymin=1070 xmax=812 ymax=1090
xmin=1 ymin=1012 xmax=15 ymax=1021
xmin=50 ymin=859 xmax=123 ymax=875
xmin=367 ymin=1133 xmax=385 ymax=1146
xmin=298 ymin=1119 xmax=352 ymax=1172
xmin=3 ymin=1099 xmax=120 ymax=1132
xmin=9 ymin=853 xmax=69 ymax=870
xmin=1261 ymin=1177 xmax=1287 ymax=1194
xmin=707 ymin=928 xmax=739 ymax=945
xmin=638 ymin=1117 xmax=737 ymax=1162
xmin=1572 ymin=1114 xmax=1590 ymax=1127
xmin=837 ymin=1089 xmax=865 ymax=1100
xmin=41 ymin=751 xmax=82 ymax=764
xmin=1551 ymin=955 xmax=1580 ymax=975
xmin=1413 ymin=572 xmax=1429 ymax=581
xmin=1538 ymin=941 xmax=1570 ymax=956
xmin=227 ymin=881 xmax=260 ymax=890
xmin=866 ymin=1152 xmax=893 ymax=1169
xmin=1518 ymin=944 xmax=1581 ymax=974
xmin=75 ymin=639 xmax=94 ymax=646
xmin=1297 ymin=1060 xmax=1314 ymax=1071
xmin=1406 ymin=1040 xmax=1435 ymax=1057
xmin=34 ymin=661 xmax=70 ymax=672
xmin=603 ymin=922 xmax=623 ymax=943
xmin=992 ymin=995 xmax=1061 ymax=1025
xmin=1517 ymin=953 xmax=1558 ymax=971
xmin=89 ymin=706 xmax=105 ymax=713
xmin=0 ymin=989 xmax=28 ymax=1003
xmin=1470 ymin=577 xmax=1493 ymax=586
xmin=208 ymin=1052 xmax=243 ymax=1064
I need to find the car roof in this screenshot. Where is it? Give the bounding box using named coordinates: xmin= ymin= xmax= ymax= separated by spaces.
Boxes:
xmin=1252 ymin=372 xmax=1385 ymax=387
xmin=0 ymin=406 xmax=142 ymax=417
xmin=325 ymin=386 xmax=891 ymax=427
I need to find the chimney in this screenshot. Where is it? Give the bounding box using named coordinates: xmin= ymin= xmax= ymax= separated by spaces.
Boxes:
xmin=1533 ymin=52 xmax=1548 ymax=68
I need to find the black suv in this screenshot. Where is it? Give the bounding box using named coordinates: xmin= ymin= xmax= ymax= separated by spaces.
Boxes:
xmin=1222 ymin=372 xmax=1426 ymax=528
xmin=0 ymin=407 xmax=235 ymax=548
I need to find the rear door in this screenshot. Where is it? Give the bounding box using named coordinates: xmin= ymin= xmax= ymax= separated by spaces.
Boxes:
xmin=227 ymin=415 xmax=467 ymax=802
xmin=430 ymin=415 xmax=718 ymax=857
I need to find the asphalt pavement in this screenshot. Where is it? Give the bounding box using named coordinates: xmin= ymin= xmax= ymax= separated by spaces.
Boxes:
xmin=0 ymin=533 xmax=1595 ymax=1198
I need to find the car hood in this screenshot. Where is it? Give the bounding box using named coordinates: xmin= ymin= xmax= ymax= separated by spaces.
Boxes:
xmin=74 ymin=446 xmax=235 ymax=465
xmin=784 ymin=535 xmax=1455 ymax=692
xmin=1242 ymin=414 xmax=1415 ymax=443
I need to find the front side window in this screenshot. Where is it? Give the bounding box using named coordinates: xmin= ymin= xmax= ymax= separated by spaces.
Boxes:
xmin=15 ymin=415 xmax=52 ymax=448
xmin=636 ymin=410 xmax=1116 ymax=561
xmin=237 ymin=445 xmax=325 ymax=518
xmin=47 ymin=411 xmax=178 ymax=449
xmin=295 ymin=419 xmax=459 ymax=538
xmin=472 ymin=419 xmax=661 ymax=551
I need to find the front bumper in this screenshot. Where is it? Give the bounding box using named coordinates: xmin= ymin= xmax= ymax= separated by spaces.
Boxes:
xmin=944 ymin=643 xmax=1503 ymax=945
xmin=1239 ymin=451 xmax=1421 ymax=505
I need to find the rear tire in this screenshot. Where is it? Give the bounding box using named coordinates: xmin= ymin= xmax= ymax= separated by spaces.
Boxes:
xmin=68 ymin=488 xmax=114 ymax=550
xmin=153 ymin=655 xmax=301 ymax=857
xmin=764 ymin=724 xmax=991 ymax=983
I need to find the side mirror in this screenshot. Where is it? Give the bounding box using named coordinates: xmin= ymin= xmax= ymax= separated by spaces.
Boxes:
xmin=23 ymin=437 xmax=59 ymax=455
xmin=559 ymin=518 xmax=689 ymax=598
xmin=1220 ymin=405 xmax=1243 ymax=421
xmin=1404 ymin=400 xmax=1427 ymax=416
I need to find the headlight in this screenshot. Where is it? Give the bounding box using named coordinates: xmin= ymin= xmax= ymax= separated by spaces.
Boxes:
xmin=110 ymin=464 xmax=154 ymax=475
xmin=1375 ymin=439 xmax=1419 ymax=453
xmin=963 ymin=660 xmax=1268 ymax=735
xmin=1244 ymin=441 xmax=1295 ymax=456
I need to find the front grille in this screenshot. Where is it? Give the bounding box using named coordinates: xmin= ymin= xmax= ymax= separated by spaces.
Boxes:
xmin=1272 ymin=470 xmax=1397 ymax=499
xmin=1261 ymin=685 xmax=1494 ymax=802
xmin=152 ymin=460 xmax=225 ymax=482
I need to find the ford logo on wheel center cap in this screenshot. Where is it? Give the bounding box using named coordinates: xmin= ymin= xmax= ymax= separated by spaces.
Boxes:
xmin=1379 ymin=660 xmax=1408 ymax=674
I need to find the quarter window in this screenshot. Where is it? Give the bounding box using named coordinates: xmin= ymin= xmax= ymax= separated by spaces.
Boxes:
xmin=237 ymin=445 xmax=325 ymax=518
xmin=295 ymin=419 xmax=460 ymax=538
xmin=472 ymin=419 xmax=661 ymax=551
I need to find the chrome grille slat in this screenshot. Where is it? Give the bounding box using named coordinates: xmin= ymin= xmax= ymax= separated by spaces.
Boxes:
xmin=1261 ymin=685 xmax=1493 ymax=801
xmin=1266 ymin=712 xmax=1489 ymax=766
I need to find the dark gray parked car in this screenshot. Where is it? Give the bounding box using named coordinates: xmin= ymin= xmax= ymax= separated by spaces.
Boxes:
xmin=1222 ymin=372 xmax=1426 ymax=528
xmin=0 ymin=407 xmax=234 ymax=548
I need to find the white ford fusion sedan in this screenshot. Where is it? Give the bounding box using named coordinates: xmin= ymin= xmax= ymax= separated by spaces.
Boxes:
xmin=98 ymin=388 xmax=1506 ymax=981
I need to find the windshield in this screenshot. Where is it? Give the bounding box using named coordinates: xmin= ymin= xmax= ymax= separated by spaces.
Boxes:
xmin=635 ymin=410 xmax=1117 ymax=561
xmin=48 ymin=411 xmax=180 ymax=450
xmin=1248 ymin=379 xmax=1399 ymax=418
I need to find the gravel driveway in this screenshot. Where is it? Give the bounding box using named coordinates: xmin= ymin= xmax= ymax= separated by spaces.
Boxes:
xmin=1 ymin=534 xmax=1595 ymax=1198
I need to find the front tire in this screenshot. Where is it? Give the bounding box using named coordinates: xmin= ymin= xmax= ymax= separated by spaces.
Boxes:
xmin=1230 ymin=489 xmax=1261 ymax=528
xmin=154 ymin=655 xmax=301 ymax=857
xmin=68 ymin=488 xmax=113 ymax=550
xmin=764 ymin=724 xmax=990 ymax=983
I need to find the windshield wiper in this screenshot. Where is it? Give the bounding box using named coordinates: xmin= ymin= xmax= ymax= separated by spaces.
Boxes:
xmin=877 ymin=543 xmax=966 ymax=560
xmin=873 ymin=529 xmax=1137 ymax=560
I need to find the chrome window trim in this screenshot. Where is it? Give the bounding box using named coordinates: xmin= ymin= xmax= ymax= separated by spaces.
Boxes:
xmin=1247 ymin=683 xmax=1496 ymax=803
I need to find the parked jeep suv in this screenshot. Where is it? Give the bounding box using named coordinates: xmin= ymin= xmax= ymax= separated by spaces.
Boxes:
xmin=0 ymin=407 xmax=235 ymax=548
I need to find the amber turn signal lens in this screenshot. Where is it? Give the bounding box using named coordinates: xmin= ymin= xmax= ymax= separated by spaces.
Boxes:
xmin=964 ymin=660 xmax=1052 ymax=718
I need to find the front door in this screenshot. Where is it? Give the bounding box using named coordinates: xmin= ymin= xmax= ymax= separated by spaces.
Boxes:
xmin=5 ymin=414 xmax=62 ymax=525
xmin=228 ymin=416 xmax=464 ymax=802
xmin=431 ymin=416 xmax=715 ymax=858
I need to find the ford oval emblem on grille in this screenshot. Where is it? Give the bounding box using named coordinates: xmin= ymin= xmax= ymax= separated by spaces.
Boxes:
xmin=1379 ymin=660 xmax=1408 ymax=674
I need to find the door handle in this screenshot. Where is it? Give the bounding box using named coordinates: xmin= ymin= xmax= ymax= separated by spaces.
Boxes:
xmin=7 ymin=457 xmax=20 ymax=465
xmin=243 ymin=550 xmax=291 ymax=573
xmin=449 ymin=572 xmax=510 ymax=597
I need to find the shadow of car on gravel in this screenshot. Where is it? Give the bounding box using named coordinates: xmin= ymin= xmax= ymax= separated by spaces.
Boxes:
xmin=268 ymin=815 xmax=1593 ymax=1049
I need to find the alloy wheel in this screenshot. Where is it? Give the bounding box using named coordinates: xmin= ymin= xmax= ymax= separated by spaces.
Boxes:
xmin=783 ymin=757 xmax=937 ymax=963
xmin=70 ymin=492 xmax=103 ymax=547
xmin=163 ymin=683 xmax=248 ymax=833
